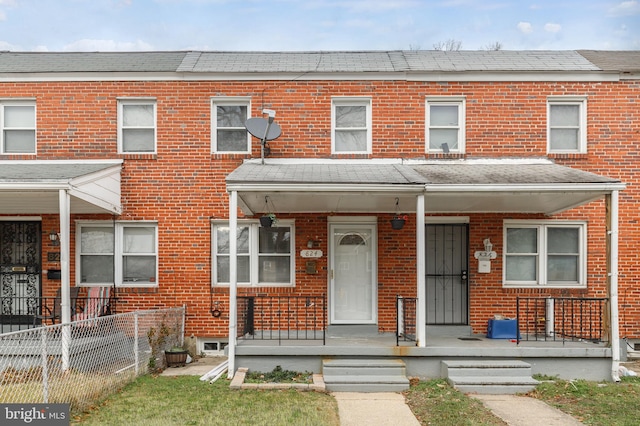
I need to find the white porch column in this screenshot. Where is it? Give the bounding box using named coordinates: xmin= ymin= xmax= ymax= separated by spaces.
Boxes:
xmin=609 ymin=190 xmax=621 ymax=382
xmin=228 ymin=190 xmax=238 ymax=379
xmin=416 ymin=194 xmax=426 ymax=347
xmin=58 ymin=189 xmax=71 ymax=370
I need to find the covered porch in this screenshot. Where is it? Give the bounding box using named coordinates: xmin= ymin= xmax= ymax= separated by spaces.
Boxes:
xmin=0 ymin=160 xmax=123 ymax=333
xmin=225 ymin=157 xmax=625 ymax=381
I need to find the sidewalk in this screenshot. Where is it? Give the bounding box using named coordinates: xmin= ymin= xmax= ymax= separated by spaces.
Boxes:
xmin=333 ymin=392 xmax=420 ymax=426
xmin=471 ymin=394 xmax=584 ymax=425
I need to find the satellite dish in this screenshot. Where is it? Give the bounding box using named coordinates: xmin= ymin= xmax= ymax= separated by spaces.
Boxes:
xmin=245 ymin=109 xmax=282 ymax=164
xmin=245 ymin=117 xmax=282 ymax=142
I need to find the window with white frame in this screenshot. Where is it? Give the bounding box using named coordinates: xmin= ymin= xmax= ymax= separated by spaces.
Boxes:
xmin=77 ymin=222 xmax=158 ymax=287
xmin=426 ymin=97 xmax=465 ymax=153
xmin=213 ymin=221 xmax=294 ymax=286
xmin=118 ymin=99 xmax=156 ymax=153
xmin=547 ymin=97 xmax=587 ymax=153
xmin=212 ymin=98 xmax=250 ymax=153
xmin=332 ymin=98 xmax=371 ymax=154
xmin=503 ymin=221 xmax=586 ymax=288
xmin=1 ymin=101 xmax=36 ymax=154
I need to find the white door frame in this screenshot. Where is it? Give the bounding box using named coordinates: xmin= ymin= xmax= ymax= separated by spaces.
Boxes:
xmin=328 ymin=216 xmax=377 ymax=325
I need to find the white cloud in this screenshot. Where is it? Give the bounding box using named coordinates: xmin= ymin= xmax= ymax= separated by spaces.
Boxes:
xmin=517 ymin=22 xmax=533 ymax=34
xmin=607 ymin=0 xmax=640 ymax=17
xmin=0 ymin=10 xmax=5 ymax=21
xmin=544 ymin=23 xmax=561 ymax=33
xmin=62 ymin=39 xmax=154 ymax=52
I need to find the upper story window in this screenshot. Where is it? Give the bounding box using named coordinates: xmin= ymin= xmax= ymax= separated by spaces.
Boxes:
xmin=426 ymin=97 xmax=465 ymax=153
xmin=118 ymin=99 xmax=157 ymax=153
xmin=332 ymin=98 xmax=371 ymax=154
xmin=547 ymin=97 xmax=587 ymax=153
xmin=1 ymin=101 xmax=36 ymax=154
xmin=212 ymin=221 xmax=294 ymax=287
xmin=503 ymin=220 xmax=586 ymax=288
xmin=212 ymin=98 xmax=251 ymax=154
xmin=77 ymin=221 xmax=158 ymax=287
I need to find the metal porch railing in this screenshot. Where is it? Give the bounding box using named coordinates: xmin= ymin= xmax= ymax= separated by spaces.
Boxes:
xmin=516 ymin=296 xmax=609 ymax=344
xmin=396 ymin=295 xmax=417 ymax=345
xmin=1 ymin=294 xmax=117 ymax=334
xmin=237 ymin=294 xmax=326 ymax=345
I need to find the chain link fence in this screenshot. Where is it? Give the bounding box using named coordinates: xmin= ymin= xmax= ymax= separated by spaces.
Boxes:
xmin=0 ymin=306 xmax=185 ymax=414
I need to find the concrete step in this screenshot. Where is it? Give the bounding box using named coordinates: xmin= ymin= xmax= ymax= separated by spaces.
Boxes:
xmin=443 ymin=360 xmax=539 ymax=395
xmin=323 ymin=358 xmax=410 ymax=392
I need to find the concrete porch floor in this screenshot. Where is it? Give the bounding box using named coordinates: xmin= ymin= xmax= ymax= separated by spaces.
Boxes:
xmin=235 ymin=331 xmax=614 ymax=382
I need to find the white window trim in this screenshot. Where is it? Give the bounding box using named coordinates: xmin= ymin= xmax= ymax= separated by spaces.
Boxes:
xmin=1 ymin=100 xmax=37 ymax=155
xmin=211 ymin=97 xmax=251 ymax=154
xmin=211 ymin=219 xmax=295 ymax=287
xmin=547 ymin=96 xmax=587 ymax=154
xmin=503 ymin=220 xmax=587 ymax=289
xmin=425 ymin=96 xmax=466 ymax=154
xmin=76 ymin=220 xmax=159 ymax=288
xmin=331 ymin=97 xmax=372 ymax=154
xmin=117 ymin=98 xmax=157 ymax=154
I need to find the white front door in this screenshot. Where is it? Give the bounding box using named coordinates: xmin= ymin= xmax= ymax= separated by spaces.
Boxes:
xmin=330 ymin=223 xmax=377 ymax=324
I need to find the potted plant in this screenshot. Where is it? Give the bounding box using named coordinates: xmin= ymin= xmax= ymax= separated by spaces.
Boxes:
xmin=390 ymin=214 xmax=408 ymax=230
xmin=260 ymin=213 xmax=277 ymax=227
xmin=164 ymin=346 xmax=189 ymax=368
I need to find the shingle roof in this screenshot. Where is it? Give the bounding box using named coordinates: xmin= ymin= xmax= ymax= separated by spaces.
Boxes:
xmin=0 ymin=161 xmax=121 ymax=181
xmin=226 ymin=161 xmax=621 ymax=187
xmin=410 ymin=163 xmax=620 ymax=185
xmin=0 ymin=50 xmax=633 ymax=74
xmin=226 ymin=163 xmax=426 ymax=185
xmin=577 ymin=50 xmax=640 ymax=72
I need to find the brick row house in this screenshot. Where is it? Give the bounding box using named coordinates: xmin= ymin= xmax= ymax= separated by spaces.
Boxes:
xmin=0 ymin=50 xmax=638 ymax=381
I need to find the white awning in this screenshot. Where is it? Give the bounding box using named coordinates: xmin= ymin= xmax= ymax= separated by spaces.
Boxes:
xmin=0 ymin=160 xmax=123 ymax=214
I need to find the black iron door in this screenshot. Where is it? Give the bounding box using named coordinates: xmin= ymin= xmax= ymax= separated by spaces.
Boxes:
xmin=426 ymin=223 xmax=469 ymax=325
xmin=0 ymin=221 xmax=42 ymax=327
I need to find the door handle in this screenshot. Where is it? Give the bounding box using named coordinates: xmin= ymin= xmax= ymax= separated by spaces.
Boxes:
xmin=461 ymin=270 xmax=467 ymax=281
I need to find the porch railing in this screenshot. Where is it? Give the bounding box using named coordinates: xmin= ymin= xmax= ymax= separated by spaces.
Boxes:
xmin=1 ymin=295 xmax=117 ymax=334
xmin=396 ymin=295 xmax=417 ymax=345
xmin=237 ymin=294 xmax=326 ymax=345
xmin=516 ymin=296 xmax=609 ymax=344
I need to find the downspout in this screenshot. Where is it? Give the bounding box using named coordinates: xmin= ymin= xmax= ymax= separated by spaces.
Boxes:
xmin=416 ymin=194 xmax=426 ymax=347
xmin=227 ymin=190 xmax=238 ymax=379
xmin=610 ymin=190 xmax=621 ymax=382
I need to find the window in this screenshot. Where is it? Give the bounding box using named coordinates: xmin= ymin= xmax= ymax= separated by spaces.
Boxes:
xmin=1 ymin=101 xmax=36 ymax=154
xmin=426 ymin=97 xmax=465 ymax=153
xmin=332 ymin=98 xmax=371 ymax=154
xmin=118 ymin=99 xmax=156 ymax=153
xmin=212 ymin=98 xmax=250 ymax=153
xmin=213 ymin=221 xmax=294 ymax=286
xmin=77 ymin=222 xmax=158 ymax=287
xmin=547 ymin=97 xmax=587 ymax=153
xmin=503 ymin=221 xmax=586 ymax=288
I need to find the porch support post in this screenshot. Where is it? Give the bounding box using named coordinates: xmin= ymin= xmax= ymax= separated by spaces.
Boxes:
xmin=228 ymin=190 xmax=238 ymax=379
xmin=608 ymin=190 xmax=621 ymax=382
xmin=416 ymin=194 xmax=426 ymax=347
xmin=58 ymin=189 xmax=71 ymax=371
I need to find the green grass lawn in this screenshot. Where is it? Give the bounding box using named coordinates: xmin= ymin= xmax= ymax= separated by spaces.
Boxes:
xmin=73 ymin=373 xmax=640 ymax=425
xmin=73 ymin=375 xmax=340 ymax=426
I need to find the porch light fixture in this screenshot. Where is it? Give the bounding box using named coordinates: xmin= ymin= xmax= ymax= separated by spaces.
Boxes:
xmin=390 ymin=198 xmax=407 ymax=230
xmin=49 ymin=231 xmax=60 ymax=246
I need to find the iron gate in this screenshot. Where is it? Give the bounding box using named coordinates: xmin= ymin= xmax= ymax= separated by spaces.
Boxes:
xmin=0 ymin=221 xmax=42 ymax=331
xmin=426 ymin=223 xmax=469 ymax=325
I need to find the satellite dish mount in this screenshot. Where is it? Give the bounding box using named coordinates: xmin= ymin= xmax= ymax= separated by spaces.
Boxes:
xmin=245 ymin=109 xmax=282 ymax=164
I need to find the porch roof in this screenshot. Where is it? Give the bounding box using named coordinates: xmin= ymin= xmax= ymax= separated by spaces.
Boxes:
xmin=0 ymin=160 xmax=123 ymax=214
xmin=226 ymin=159 xmax=624 ymax=215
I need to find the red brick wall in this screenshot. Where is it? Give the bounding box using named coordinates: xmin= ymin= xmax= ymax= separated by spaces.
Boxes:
xmin=0 ymin=79 xmax=637 ymax=339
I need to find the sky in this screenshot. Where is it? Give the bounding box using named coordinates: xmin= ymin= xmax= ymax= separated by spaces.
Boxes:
xmin=0 ymin=0 xmax=638 ymax=52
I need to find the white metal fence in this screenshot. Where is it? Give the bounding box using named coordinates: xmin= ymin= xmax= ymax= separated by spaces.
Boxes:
xmin=0 ymin=306 xmax=185 ymax=414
